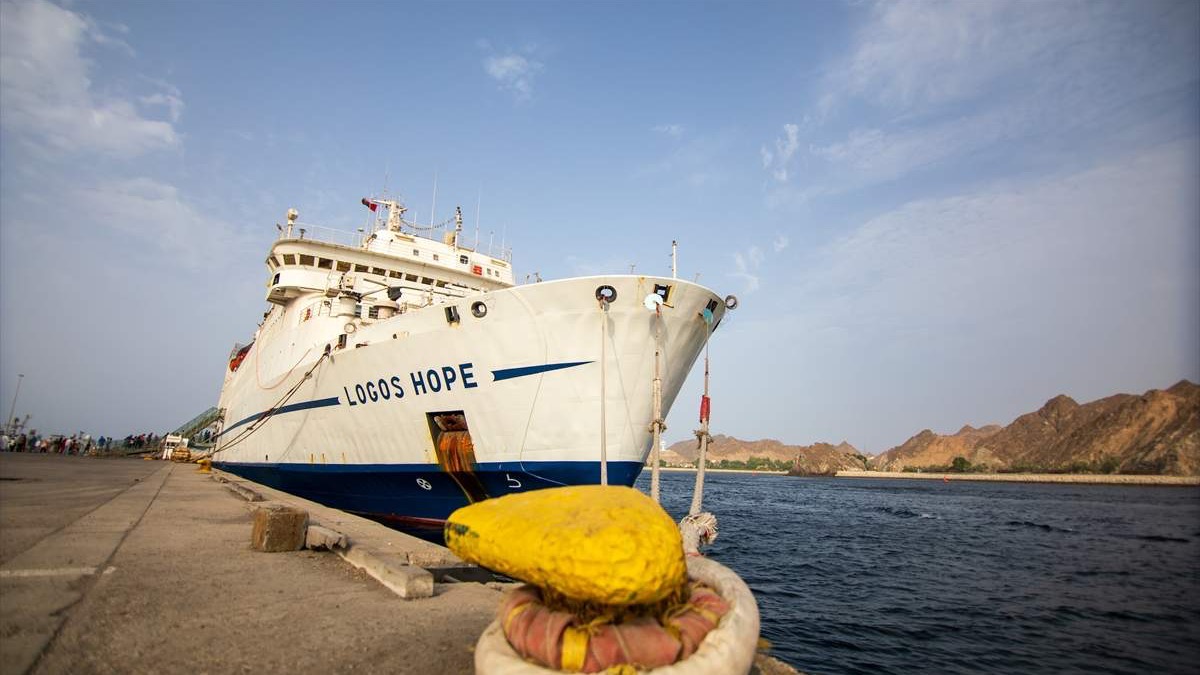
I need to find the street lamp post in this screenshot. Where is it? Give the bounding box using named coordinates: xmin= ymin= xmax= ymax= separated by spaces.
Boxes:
xmin=7 ymin=374 xmax=23 ymax=435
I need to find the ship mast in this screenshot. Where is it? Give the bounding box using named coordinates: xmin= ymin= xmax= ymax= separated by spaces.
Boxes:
xmin=383 ymin=200 xmax=405 ymax=232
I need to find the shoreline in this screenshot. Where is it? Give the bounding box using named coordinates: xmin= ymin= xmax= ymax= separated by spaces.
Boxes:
xmin=651 ymin=466 xmax=789 ymax=475
xmin=645 ymin=466 xmax=1200 ymax=485
xmin=833 ymin=470 xmax=1200 ymax=486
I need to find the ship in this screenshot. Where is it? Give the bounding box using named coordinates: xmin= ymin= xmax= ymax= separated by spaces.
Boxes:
xmin=212 ymin=197 xmax=734 ymax=535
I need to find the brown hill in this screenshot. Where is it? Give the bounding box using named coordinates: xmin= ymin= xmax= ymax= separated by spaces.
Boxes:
xmin=868 ymin=424 xmax=1002 ymax=472
xmin=662 ymin=435 xmax=867 ymax=474
xmin=871 ymin=380 xmax=1200 ymax=475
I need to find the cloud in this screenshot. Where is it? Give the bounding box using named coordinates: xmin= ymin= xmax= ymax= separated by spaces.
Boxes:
xmin=483 ymin=52 xmax=544 ymax=102
xmin=633 ymin=131 xmax=737 ymax=188
xmin=138 ymin=80 xmax=184 ymax=123
xmin=71 ymin=177 xmax=244 ymax=269
xmin=838 ymin=1 xmax=1035 ymax=110
xmin=81 ymin=15 xmax=134 ymax=57
xmin=730 ymin=247 xmax=763 ymax=292
xmin=762 ymin=0 xmax=1200 ymax=194
xmin=654 ymin=124 xmax=684 ymax=138
xmin=799 ymin=141 xmax=1198 ymax=355
xmin=0 ymin=0 xmax=180 ymax=158
xmin=761 ymin=123 xmax=799 ymax=182
xmin=730 ymin=236 xmax=795 ymax=293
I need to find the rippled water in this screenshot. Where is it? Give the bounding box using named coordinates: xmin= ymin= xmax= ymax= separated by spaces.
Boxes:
xmin=634 ymin=471 xmax=1200 ymax=674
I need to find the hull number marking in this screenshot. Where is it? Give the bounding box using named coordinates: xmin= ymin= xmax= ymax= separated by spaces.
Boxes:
xmin=506 ymin=474 xmax=522 ymax=489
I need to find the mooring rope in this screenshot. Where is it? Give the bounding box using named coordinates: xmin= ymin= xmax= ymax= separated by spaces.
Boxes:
xmin=256 ymin=344 xmax=314 ymax=391
xmin=213 ymin=350 xmax=330 ymax=455
xmin=689 ymin=311 xmax=715 ymax=517
xmin=599 ymin=296 xmax=610 ymax=486
xmin=650 ymin=304 xmax=666 ymax=504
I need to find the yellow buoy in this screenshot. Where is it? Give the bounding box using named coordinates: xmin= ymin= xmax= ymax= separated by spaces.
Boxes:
xmin=445 ymin=485 xmax=686 ymax=606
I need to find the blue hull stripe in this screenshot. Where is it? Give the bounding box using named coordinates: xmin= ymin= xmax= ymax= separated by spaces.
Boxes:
xmin=212 ymin=460 xmax=644 ymax=523
xmin=217 ymin=361 xmax=589 ymax=440
xmin=492 ymin=361 xmax=591 ymax=382
xmin=217 ymin=396 xmax=341 ymax=438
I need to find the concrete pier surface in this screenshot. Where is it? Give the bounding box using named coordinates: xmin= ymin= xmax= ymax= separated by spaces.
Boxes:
xmin=0 ymin=453 xmax=499 ymax=674
xmin=0 ymin=453 xmax=799 ymax=675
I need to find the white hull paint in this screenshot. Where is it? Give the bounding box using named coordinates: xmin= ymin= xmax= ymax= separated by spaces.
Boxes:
xmin=212 ymin=200 xmax=730 ymax=525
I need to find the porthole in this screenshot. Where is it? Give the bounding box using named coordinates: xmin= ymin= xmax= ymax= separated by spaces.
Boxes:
xmin=471 ymin=301 xmax=488 ymax=318
xmin=595 ymin=285 xmax=617 ymax=303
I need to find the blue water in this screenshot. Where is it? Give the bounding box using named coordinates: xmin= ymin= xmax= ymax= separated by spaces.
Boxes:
xmin=635 ymin=471 xmax=1200 ymax=675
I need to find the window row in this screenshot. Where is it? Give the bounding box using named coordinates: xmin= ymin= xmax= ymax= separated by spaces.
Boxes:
xmin=268 ymin=251 xmax=507 ymax=281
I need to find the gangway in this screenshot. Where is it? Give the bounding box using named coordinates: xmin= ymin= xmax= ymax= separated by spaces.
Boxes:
xmin=171 ymin=406 xmax=221 ymax=446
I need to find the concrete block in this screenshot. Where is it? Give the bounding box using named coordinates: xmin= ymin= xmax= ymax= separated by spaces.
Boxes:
xmin=214 ymin=475 xmax=264 ymax=502
xmin=339 ymin=547 xmax=434 ymax=600
xmin=251 ymin=504 xmax=308 ymax=552
xmin=305 ymin=525 xmax=348 ymax=550
xmin=229 ymin=482 xmax=264 ymax=502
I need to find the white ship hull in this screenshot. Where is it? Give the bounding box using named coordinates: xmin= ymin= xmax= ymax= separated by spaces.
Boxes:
xmin=214 ymin=274 xmax=726 ymax=529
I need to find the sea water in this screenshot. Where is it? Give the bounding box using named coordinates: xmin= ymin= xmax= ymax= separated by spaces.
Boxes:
xmin=635 ymin=471 xmax=1200 ymax=674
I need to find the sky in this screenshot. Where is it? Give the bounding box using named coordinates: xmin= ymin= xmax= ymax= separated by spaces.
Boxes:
xmin=1 ymin=0 xmax=1197 ymax=453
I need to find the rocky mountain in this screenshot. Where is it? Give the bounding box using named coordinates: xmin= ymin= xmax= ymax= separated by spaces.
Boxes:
xmin=871 ymin=380 xmax=1200 ymax=475
xmin=867 ymin=425 xmax=1002 ymax=472
xmin=661 ymin=435 xmax=867 ymax=474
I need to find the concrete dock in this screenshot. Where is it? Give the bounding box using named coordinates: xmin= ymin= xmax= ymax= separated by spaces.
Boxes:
xmin=0 ymin=453 xmax=797 ymax=675
xmin=0 ymin=453 xmax=500 ymax=674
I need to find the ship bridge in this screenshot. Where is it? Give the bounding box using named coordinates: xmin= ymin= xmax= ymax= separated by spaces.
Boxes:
xmin=263 ymin=201 xmax=514 ymax=310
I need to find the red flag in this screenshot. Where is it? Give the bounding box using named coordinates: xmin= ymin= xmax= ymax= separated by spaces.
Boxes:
xmin=361 ymin=198 xmax=378 ymax=212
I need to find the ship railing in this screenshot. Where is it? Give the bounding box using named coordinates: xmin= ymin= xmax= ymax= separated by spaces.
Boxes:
xmin=278 ymin=220 xmax=515 ymax=263
xmin=279 ymin=222 xmax=367 ymax=248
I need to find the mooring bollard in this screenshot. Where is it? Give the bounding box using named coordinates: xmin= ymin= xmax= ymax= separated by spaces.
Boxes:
xmin=197 ymin=458 xmax=212 ymax=473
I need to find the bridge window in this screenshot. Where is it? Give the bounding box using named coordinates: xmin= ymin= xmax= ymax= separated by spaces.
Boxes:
xmin=299 ymin=254 xmax=314 ymax=266
xmin=337 ymin=261 xmax=351 ymax=272
xmin=317 ymin=258 xmax=332 ymax=269
xmin=354 ymin=264 xmax=368 ymax=273
xmin=389 ymin=270 xmax=402 ymax=279
xmin=283 ymin=254 xmax=297 ymax=265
